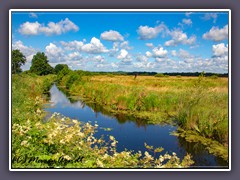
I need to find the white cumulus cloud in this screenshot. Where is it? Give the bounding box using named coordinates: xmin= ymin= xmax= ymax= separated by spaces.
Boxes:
xmin=165 ymin=29 xmax=196 ymax=46
xmin=182 ymin=18 xmax=192 ymax=25
xmin=19 ymin=18 xmax=79 ymax=36
xmin=45 ymin=43 xmax=64 ymax=62
xmin=117 ymin=49 xmax=128 ymax=59
xmin=202 ymin=13 xmax=218 ymax=23
xmin=145 ymin=43 xmax=154 ymax=48
xmin=100 ymin=30 xmax=124 ymax=41
xmin=146 ymin=51 xmax=152 ymax=57
xmin=117 ymin=49 xmax=132 ymax=62
xmin=19 ymin=22 xmax=41 ymax=35
xmin=67 ymin=52 xmax=82 ymax=61
xmin=137 ymin=23 xmax=167 ymax=40
xmin=136 ymin=54 xmax=148 ymax=62
xmin=152 ymin=47 xmax=168 ymax=58
xmin=93 ymin=55 xmax=105 ymax=63
xmin=120 ymin=41 xmax=132 ymax=50
xmin=81 ymin=37 xmax=108 ymax=54
xmin=178 ymin=49 xmax=194 ymax=63
xmin=202 ymin=25 xmax=228 ymax=41
xmin=212 ymin=43 xmax=228 ymax=57
xmin=60 ymin=40 xmax=84 ymax=51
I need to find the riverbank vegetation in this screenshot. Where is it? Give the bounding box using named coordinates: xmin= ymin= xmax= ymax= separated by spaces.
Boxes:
xmin=56 ymin=69 xmax=228 ymax=161
xmin=12 ymin=74 xmax=194 ymax=168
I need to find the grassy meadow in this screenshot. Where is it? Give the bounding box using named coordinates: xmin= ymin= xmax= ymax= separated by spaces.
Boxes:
xmin=58 ymin=73 xmax=229 ymax=160
xmin=12 ymin=74 xmax=194 ymax=168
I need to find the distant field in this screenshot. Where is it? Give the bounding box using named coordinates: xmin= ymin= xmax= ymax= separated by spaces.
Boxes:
xmin=90 ymin=75 xmax=228 ymax=93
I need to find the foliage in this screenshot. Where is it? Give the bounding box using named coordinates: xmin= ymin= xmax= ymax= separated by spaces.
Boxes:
xmin=42 ymin=77 xmax=55 ymax=94
xmin=209 ymin=74 xmax=219 ymax=79
xmin=65 ymin=72 xmax=81 ymax=89
xmin=56 ymin=66 xmax=70 ymax=83
xmin=154 ymin=73 xmax=165 ymax=77
xmin=30 ymin=52 xmax=54 ymax=76
xmin=12 ymin=74 xmax=194 ymax=168
xmin=12 ymin=49 xmax=26 ymax=74
xmin=54 ymin=64 xmax=69 ymax=74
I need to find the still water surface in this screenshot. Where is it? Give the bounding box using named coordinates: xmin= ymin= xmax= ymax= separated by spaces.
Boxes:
xmin=44 ymin=84 xmax=228 ymax=168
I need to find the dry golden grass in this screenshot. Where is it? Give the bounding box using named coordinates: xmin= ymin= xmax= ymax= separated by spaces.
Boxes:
xmin=90 ymin=75 xmax=228 ymax=93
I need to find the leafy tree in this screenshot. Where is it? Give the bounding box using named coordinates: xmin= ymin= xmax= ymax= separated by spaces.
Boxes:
xmin=54 ymin=64 xmax=69 ymax=74
xmin=30 ymin=52 xmax=54 ymax=75
xmin=57 ymin=66 xmax=70 ymax=82
xmin=12 ymin=49 xmax=26 ymax=74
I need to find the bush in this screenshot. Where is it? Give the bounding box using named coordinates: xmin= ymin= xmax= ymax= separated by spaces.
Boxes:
xmin=66 ymin=72 xmax=81 ymax=89
xmin=210 ymin=75 xmax=218 ymax=79
xmin=155 ymin=73 xmax=165 ymax=77
xmin=57 ymin=66 xmax=70 ymax=83
xmin=42 ymin=78 xmax=52 ymax=94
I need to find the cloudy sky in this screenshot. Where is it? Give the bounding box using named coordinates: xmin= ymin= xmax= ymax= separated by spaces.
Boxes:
xmin=11 ymin=11 xmax=229 ymax=73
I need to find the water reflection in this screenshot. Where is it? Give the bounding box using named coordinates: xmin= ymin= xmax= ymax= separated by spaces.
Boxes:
xmin=177 ymin=136 xmax=228 ymax=168
xmin=49 ymin=85 xmax=85 ymax=109
xmin=44 ymin=84 xmax=228 ymax=168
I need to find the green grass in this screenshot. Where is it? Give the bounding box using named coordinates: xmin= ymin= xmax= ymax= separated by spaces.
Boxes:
xmin=12 ymin=74 xmax=193 ymax=168
xmin=59 ymin=73 xmax=228 ymax=148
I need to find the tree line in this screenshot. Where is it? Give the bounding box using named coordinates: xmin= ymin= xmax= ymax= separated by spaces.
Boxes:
xmin=12 ymin=49 xmax=228 ymax=77
xmin=12 ymin=49 xmax=67 ymax=76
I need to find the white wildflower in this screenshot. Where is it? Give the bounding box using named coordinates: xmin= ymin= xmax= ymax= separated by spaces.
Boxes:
xmin=103 ymin=154 xmax=109 ymax=160
xmin=111 ymin=141 xmax=116 ymax=147
xmin=36 ymin=109 xmax=41 ymax=114
xmin=63 ymin=155 xmax=71 ymax=160
xmin=159 ymin=155 xmax=164 ymax=162
xmin=77 ymin=132 xmax=84 ymax=137
xmin=72 ymin=120 xmax=78 ymax=124
xmin=20 ymin=140 xmax=29 ymax=147
xmin=109 ymin=135 xmax=115 ymax=141
xmin=96 ymin=159 xmax=104 ymax=168
xmin=60 ymin=139 xmax=65 ymax=144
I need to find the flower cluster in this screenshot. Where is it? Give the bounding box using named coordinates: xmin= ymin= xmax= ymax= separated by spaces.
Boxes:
xmin=13 ymin=111 xmax=194 ymax=168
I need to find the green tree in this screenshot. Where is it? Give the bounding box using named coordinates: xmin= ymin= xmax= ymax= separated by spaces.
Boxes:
xmin=30 ymin=52 xmax=54 ymax=75
xmin=57 ymin=66 xmax=70 ymax=82
xmin=12 ymin=49 xmax=26 ymax=74
xmin=54 ymin=64 xmax=69 ymax=74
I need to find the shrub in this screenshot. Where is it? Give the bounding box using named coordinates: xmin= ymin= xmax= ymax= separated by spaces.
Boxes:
xmin=66 ymin=73 xmax=81 ymax=89
xmin=155 ymin=73 xmax=165 ymax=77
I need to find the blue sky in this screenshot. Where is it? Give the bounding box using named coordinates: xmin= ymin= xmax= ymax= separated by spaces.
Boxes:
xmin=11 ymin=11 xmax=229 ymax=73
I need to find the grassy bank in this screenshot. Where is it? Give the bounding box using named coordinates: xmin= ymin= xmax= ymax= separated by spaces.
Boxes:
xmin=12 ymin=74 xmax=194 ymax=168
xmin=58 ymin=73 xmax=228 ymax=154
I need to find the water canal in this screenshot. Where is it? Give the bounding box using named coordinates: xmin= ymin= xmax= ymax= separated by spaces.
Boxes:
xmin=44 ymin=84 xmax=228 ymax=168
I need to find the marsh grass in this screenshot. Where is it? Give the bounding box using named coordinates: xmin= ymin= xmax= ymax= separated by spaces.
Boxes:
xmin=12 ymin=74 xmax=194 ymax=168
xmin=60 ymin=74 xmax=228 ymax=149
